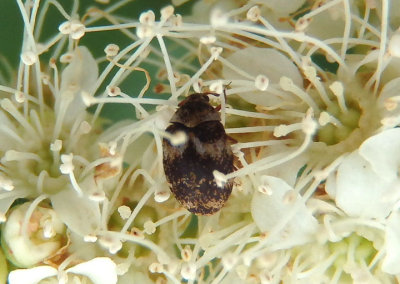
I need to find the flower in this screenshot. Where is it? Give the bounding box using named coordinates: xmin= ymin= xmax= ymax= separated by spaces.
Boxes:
xmin=8 ymin=257 xmax=117 ymax=284
xmin=1 ymin=0 xmax=400 ymax=283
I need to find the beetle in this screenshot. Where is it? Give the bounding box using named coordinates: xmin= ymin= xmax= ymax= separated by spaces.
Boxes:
xmin=162 ymin=93 xmax=235 ymax=215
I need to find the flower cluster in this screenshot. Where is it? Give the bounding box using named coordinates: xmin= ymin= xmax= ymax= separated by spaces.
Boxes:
xmin=1 ymin=0 xmax=400 ymax=283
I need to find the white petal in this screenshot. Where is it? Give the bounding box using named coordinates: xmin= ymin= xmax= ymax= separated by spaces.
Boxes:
xmin=251 ymin=176 xmax=318 ymax=249
xmin=67 ymin=257 xmax=117 ymax=284
xmin=378 ymin=77 xmax=400 ymax=110
xmin=263 ymin=0 xmax=306 ymax=14
xmin=325 ymin=170 xmax=337 ymax=199
xmin=60 ymin=46 xmax=98 ymax=93
xmin=261 ymin=147 xmax=307 ymax=187
xmin=382 ymin=212 xmax=400 ymax=274
xmin=3 ymin=204 xmax=64 ymax=267
xmin=118 ymin=271 xmax=153 ymax=284
xmin=8 ymin=266 xmax=57 ymax=284
xmin=359 ymin=128 xmax=400 ymax=182
xmin=0 ymin=193 xmax=25 ymax=217
xmin=306 ymin=4 xmax=355 ymax=41
xmin=60 ymin=46 xmax=98 ymax=125
xmin=223 ymin=47 xmax=302 ymax=106
xmin=51 ymin=187 xmax=101 ymax=236
xmin=335 ymin=152 xmax=396 ymax=219
xmin=228 ymin=47 xmax=303 ymax=85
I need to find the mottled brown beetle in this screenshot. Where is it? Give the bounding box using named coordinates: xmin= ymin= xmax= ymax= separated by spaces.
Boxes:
xmin=162 ymin=93 xmax=234 ymax=215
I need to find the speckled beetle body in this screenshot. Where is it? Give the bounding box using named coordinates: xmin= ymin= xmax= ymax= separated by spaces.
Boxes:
xmin=162 ymin=93 xmax=234 ymax=215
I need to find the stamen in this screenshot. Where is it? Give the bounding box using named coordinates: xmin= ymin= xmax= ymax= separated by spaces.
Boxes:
xmin=302 ymin=109 xmax=317 ymax=136
xmin=210 ymin=46 xmax=223 ymax=60
xmin=222 ymin=253 xmax=239 ymax=270
xmin=181 ymin=245 xmax=192 ymax=262
xmin=153 ymin=210 xmax=188 ymax=228
xmin=209 ymin=80 xmax=223 ymax=94
xmin=247 ymin=6 xmax=260 ymax=22
xmin=106 ymin=85 xmax=121 ymax=96
xmin=160 ymin=5 xmax=174 ymax=22
xmin=274 ymin=123 xmax=302 ymax=137
xmin=66 ymin=120 xmax=92 ymax=153
xmin=295 ymin=17 xmax=311 ymax=32
xmin=69 ymin=20 xmax=85 ymax=40
xmin=210 ymin=9 xmax=228 ymax=27
xmin=3 ymin=150 xmax=42 ymax=163
xmin=384 ymin=96 xmax=400 ymax=111
xmin=0 ymin=124 xmax=24 ymax=144
xmin=329 ymin=81 xmax=348 ymax=113
xmin=149 ymin=262 xmax=164 ymax=273
xmin=84 ymin=234 xmax=98 ymax=243
xmin=174 ymin=52 xmax=224 ymax=99
xmin=0 ymin=175 xmax=14 ymax=191
xmin=200 ymin=35 xmax=216 ymax=45
xmin=388 ymin=33 xmax=400 ymax=58
xmin=279 ymin=77 xmax=318 ymax=111
xmin=101 ymin=230 xmax=171 ymax=263
xmin=43 ymin=219 xmax=56 ymax=239
xmin=21 ymin=195 xmax=49 ymax=239
xmin=213 ymin=170 xmax=227 ymax=188
xmin=319 ymin=112 xmax=343 ymax=127
xmin=36 ymin=170 xmax=47 ymax=194
xmin=144 ymin=220 xmax=156 ymax=235
xmin=154 ymin=190 xmax=170 ymax=202
xmin=59 ymin=154 xmax=83 ymax=196
xmin=20 ymin=51 xmax=38 ymax=66
xmin=139 ymin=10 xmax=155 ymax=25
xmin=98 ymin=235 xmax=123 ymax=254
xmin=104 ymin=44 xmax=120 ymax=57
xmin=120 ymin=187 xmax=154 ymax=233
xmin=30 ymin=109 xmax=44 ymax=138
xmin=118 ymin=205 xmax=132 ymax=220
xmin=180 ymin=263 xmax=197 ymax=280
xmin=1 ymin=99 xmax=37 ymax=138
xmin=297 ymin=252 xmax=339 ymax=279
xmin=254 ymin=74 xmax=269 ymax=91
xmin=14 ymin=91 xmax=25 ymax=103
xmin=302 ymin=64 xmax=330 ymax=106
xmin=226 ymin=126 xmax=275 ymax=134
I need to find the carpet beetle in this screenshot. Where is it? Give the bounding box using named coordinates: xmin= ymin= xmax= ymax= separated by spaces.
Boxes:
xmin=162 ymin=93 xmax=234 ymax=215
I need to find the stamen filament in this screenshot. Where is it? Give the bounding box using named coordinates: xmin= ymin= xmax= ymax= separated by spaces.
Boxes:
xmin=120 ymin=187 xmax=154 ymax=233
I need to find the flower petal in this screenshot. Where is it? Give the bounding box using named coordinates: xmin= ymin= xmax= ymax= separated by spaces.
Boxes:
xmin=263 ymin=0 xmax=306 ymax=15
xmin=223 ymin=47 xmax=302 ymax=106
xmin=67 ymin=257 xmax=117 ymax=284
xmin=60 ymin=46 xmax=98 ymax=94
xmin=306 ymin=4 xmax=355 ymax=41
xmin=2 ymin=204 xmax=64 ymax=267
xmin=251 ymin=176 xmax=318 ymax=249
xmin=59 ymin=46 xmax=98 ymax=125
xmin=51 ymin=187 xmax=101 ymax=236
xmin=382 ymin=212 xmax=400 ymax=274
xmin=334 ymin=152 xmax=396 ymax=219
xmin=8 ymin=266 xmax=57 ymax=284
xmin=359 ymin=128 xmax=400 ymax=182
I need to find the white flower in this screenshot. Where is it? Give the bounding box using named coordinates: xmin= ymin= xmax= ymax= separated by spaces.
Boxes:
xmin=252 ymin=175 xmax=318 ymax=249
xmin=2 ymin=0 xmax=400 ymax=283
xmin=382 ymin=212 xmax=400 ymax=274
xmin=50 ymin=187 xmax=101 ymax=237
xmin=359 ymin=128 xmax=400 ymax=182
xmin=8 ymin=257 xmax=117 ymax=284
xmin=327 ymin=129 xmax=400 ymax=219
xmin=2 ymin=203 xmax=65 ymax=268
xmin=223 ymin=47 xmax=303 ymax=107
